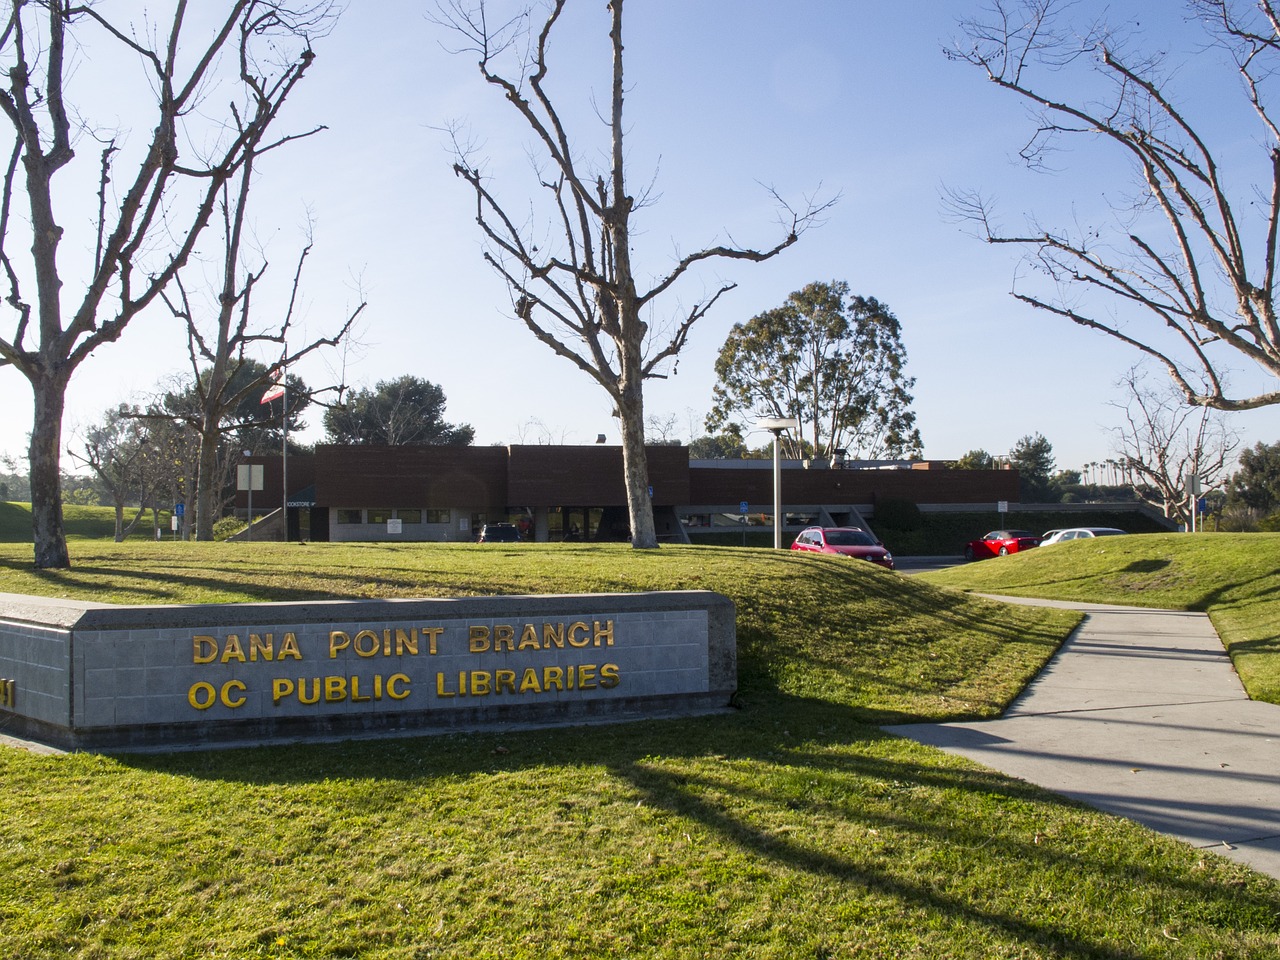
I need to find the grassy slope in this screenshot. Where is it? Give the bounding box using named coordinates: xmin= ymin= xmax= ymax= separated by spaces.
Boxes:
xmin=0 ymin=542 xmax=1277 ymax=957
xmin=0 ymin=500 xmax=167 ymax=542
xmin=0 ymin=541 xmax=1070 ymax=723
xmin=921 ymin=533 xmax=1280 ymax=704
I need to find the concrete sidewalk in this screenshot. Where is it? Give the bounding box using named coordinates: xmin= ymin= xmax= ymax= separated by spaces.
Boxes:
xmin=885 ymin=596 xmax=1280 ymax=880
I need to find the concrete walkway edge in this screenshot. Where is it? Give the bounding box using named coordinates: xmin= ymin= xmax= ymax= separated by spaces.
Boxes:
xmin=885 ymin=595 xmax=1280 ymax=880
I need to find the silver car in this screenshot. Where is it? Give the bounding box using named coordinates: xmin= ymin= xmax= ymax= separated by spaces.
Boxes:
xmin=1039 ymin=526 xmax=1126 ymax=546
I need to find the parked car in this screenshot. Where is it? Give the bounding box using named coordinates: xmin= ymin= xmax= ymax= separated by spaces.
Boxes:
xmin=477 ymin=522 xmax=521 ymax=543
xmin=963 ymin=529 xmax=1041 ymax=560
xmin=1038 ymin=526 xmax=1126 ymax=546
xmin=791 ymin=526 xmax=895 ymax=570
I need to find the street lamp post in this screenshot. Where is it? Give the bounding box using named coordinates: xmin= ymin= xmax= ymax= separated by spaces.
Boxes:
xmin=243 ymin=450 xmax=253 ymax=542
xmin=758 ymin=417 xmax=800 ymax=549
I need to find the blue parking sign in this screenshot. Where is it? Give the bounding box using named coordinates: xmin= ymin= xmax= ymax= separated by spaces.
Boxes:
xmin=175 ymin=502 xmax=185 ymax=517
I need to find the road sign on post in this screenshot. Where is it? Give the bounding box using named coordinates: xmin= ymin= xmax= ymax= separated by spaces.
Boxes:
xmin=237 ymin=464 xmax=264 ymax=541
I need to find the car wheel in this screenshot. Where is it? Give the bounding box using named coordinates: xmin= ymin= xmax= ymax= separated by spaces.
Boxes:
xmin=963 ymin=545 xmax=975 ymax=561
xmin=998 ymin=546 xmax=1009 ymax=556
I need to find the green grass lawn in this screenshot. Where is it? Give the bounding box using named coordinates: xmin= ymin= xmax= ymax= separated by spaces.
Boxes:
xmin=1 ymin=540 xmax=1278 ymax=957
xmin=0 ymin=500 xmax=170 ymax=542
xmin=920 ymin=532 xmax=1280 ymax=705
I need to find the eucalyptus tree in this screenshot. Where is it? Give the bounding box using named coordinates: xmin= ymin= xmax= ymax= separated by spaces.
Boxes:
xmin=0 ymin=1 xmax=337 ymax=567
xmin=707 ymin=281 xmax=921 ymax=462
xmin=435 ymin=0 xmax=830 ymax=548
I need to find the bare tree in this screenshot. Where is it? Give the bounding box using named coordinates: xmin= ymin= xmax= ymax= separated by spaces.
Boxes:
xmin=68 ymin=407 xmax=157 ymax=541
xmin=160 ymin=192 xmax=364 ymax=539
xmin=644 ymin=412 xmax=681 ymax=446
xmin=436 ymin=0 xmax=830 ymax=547
xmin=1108 ymin=366 xmax=1238 ymax=524
xmin=0 ymin=1 xmax=335 ymax=568
xmin=947 ymin=0 xmax=1280 ymax=413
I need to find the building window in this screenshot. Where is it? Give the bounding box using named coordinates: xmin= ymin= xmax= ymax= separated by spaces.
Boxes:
xmin=397 ymin=508 xmax=422 ymax=524
xmin=336 ymin=509 xmax=362 ymax=525
xmin=368 ymin=508 xmax=392 ymax=525
xmin=426 ymin=508 xmax=451 ymax=524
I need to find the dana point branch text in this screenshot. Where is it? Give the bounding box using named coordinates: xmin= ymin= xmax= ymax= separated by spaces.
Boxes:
xmin=185 ymin=619 xmax=623 ymax=713
xmin=191 ymin=619 xmax=617 ymax=665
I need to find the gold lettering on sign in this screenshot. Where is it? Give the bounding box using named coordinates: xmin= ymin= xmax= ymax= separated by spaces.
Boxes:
xmin=330 ymin=629 xmax=423 ymax=659
xmin=433 ymin=664 xmax=621 ymax=698
xmin=183 ymin=615 xmax=628 ymax=714
xmin=468 ymin=620 xmax=616 ymax=653
xmin=0 ymin=678 xmax=15 ymax=709
xmin=187 ymin=680 xmax=247 ymax=710
xmin=193 ymin=633 xmax=300 ymax=663
xmin=270 ymin=674 xmax=411 ymax=706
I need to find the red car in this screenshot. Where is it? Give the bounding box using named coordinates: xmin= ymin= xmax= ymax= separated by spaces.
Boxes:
xmin=964 ymin=529 xmax=1041 ymax=561
xmin=790 ymin=526 xmax=895 ymax=570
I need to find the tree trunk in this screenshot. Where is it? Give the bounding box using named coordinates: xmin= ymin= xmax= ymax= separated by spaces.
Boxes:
xmin=195 ymin=422 xmax=222 ymax=541
xmin=29 ymin=378 xmax=69 ymax=569
xmin=616 ymin=371 xmax=657 ymax=549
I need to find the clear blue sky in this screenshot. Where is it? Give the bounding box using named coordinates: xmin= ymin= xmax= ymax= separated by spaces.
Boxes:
xmin=3 ymin=0 xmax=1278 ymax=476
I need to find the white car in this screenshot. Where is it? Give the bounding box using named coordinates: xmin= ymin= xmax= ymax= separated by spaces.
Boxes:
xmin=1039 ymin=526 xmax=1126 ymax=546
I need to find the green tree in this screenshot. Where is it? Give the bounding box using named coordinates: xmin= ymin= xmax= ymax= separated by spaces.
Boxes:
xmin=953 ymin=449 xmax=996 ymax=470
xmin=324 ymin=376 xmax=474 ymax=446
xmin=688 ymin=427 xmax=751 ymax=460
xmin=1009 ymin=433 xmax=1057 ymax=502
xmin=1228 ymin=441 xmax=1280 ymax=514
xmin=708 ymin=281 xmax=921 ymax=462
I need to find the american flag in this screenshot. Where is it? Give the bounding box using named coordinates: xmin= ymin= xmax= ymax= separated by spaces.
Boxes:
xmin=260 ymin=371 xmax=285 ymax=404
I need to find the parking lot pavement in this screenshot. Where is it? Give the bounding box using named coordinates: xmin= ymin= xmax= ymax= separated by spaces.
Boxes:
xmin=885 ymin=596 xmax=1280 ymax=880
xmin=894 ymin=556 xmax=964 ymax=574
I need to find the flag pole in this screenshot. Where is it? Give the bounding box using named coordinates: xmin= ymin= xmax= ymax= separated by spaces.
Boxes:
xmin=281 ymin=362 xmax=289 ymax=542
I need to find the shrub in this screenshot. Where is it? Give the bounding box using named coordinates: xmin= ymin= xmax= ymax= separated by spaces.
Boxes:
xmin=1217 ymin=504 xmax=1261 ymax=532
xmin=873 ymin=497 xmax=922 ymax=530
xmin=212 ymin=516 xmax=247 ymax=541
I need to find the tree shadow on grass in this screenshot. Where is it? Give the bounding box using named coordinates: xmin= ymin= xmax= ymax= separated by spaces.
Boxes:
xmin=121 ymin=696 xmax=1280 ymax=957
xmin=0 ymin=559 xmax=506 ymax=604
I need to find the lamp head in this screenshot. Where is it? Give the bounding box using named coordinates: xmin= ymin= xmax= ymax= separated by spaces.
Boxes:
xmin=757 ymin=417 xmax=800 ymax=433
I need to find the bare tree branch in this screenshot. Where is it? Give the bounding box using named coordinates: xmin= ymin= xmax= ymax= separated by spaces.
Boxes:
xmin=437 ymin=0 xmax=831 ymax=546
xmin=946 ymin=0 xmax=1280 ymax=411
xmin=0 ymin=1 xmax=339 ymax=567
xmin=1107 ymin=365 xmax=1239 ymax=523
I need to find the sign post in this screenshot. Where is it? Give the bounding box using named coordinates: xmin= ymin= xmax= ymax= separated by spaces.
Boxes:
xmin=1186 ymin=473 xmax=1202 ymax=533
xmin=237 ymin=463 xmax=264 ymax=541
